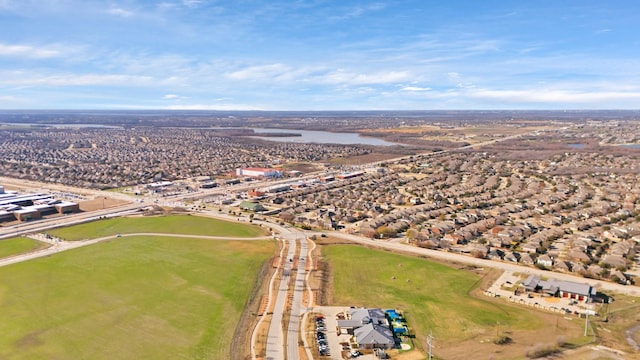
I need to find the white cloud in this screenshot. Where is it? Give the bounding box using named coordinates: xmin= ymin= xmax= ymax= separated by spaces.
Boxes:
xmin=163 ymin=93 xmax=190 ymax=101
xmin=223 ymin=63 xmax=413 ymax=89
xmin=0 ymin=95 xmax=19 ymax=102
xmin=447 ymin=72 xmax=460 ymax=80
xmin=330 ymin=3 xmax=387 ymax=21
xmin=2 ymin=73 xmax=154 ymax=86
xmin=0 ymin=43 xmax=60 ymax=58
xmin=182 ymin=0 xmax=203 ymax=8
xmin=226 ymin=63 xmax=292 ymax=81
xmin=165 ymin=103 xmax=265 ymax=110
xmin=469 ymin=89 xmax=640 ymax=103
xmin=320 ymin=69 xmax=411 ymax=85
xmin=107 ymin=7 xmax=133 ymax=17
xmin=401 ymin=86 xmax=431 ymax=92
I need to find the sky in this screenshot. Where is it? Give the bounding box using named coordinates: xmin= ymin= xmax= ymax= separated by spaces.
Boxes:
xmin=0 ymin=0 xmax=639 ymax=110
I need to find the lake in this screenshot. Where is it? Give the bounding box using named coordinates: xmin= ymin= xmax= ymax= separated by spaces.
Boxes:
xmin=0 ymin=122 xmax=123 ymax=129
xmin=246 ymin=128 xmax=400 ymax=146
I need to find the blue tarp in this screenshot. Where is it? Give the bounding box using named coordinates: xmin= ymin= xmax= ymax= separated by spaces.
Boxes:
xmin=385 ymin=309 xmax=402 ymax=320
xmin=393 ymin=327 xmax=407 ymax=334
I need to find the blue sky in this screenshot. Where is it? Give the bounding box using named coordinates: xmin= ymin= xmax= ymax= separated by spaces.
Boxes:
xmin=0 ymin=0 xmax=639 ymax=110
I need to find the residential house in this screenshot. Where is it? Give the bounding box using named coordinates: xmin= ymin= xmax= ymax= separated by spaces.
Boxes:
xmin=354 ymin=324 xmax=395 ymax=350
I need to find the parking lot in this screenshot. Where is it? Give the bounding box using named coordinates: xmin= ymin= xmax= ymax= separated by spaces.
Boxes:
xmin=311 ymin=306 xmax=378 ymax=360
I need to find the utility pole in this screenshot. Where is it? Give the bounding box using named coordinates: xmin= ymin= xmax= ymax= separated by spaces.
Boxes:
xmin=427 ymin=330 xmax=434 ymax=360
xmin=584 ymin=310 xmax=589 ymax=337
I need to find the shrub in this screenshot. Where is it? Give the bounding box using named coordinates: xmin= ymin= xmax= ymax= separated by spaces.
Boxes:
xmin=493 ymin=335 xmax=512 ymax=345
xmin=525 ymin=343 xmax=561 ymax=358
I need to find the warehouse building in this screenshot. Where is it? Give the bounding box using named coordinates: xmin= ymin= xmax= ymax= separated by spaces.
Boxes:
xmin=235 ymin=167 xmax=283 ymax=178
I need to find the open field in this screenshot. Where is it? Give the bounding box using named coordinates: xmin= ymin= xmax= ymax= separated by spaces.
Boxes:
xmin=322 ymin=244 xmax=587 ymax=359
xmin=592 ymin=293 xmax=640 ymax=354
xmin=0 ymin=237 xmax=48 ymax=259
xmin=0 ymin=235 xmax=275 ymax=359
xmin=46 ymin=214 xmax=266 ymax=241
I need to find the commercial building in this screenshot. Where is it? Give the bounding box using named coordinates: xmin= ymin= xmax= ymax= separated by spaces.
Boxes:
xmin=239 ymin=200 xmax=266 ymax=212
xmin=146 ymin=181 xmax=173 ymax=190
xmin=522 ymin=275 xmax=595 ymax=302
xmin=14 ymin=207 xmax=42 ymax=221
xmin=336 ymin=171 xmax=364 ymax=180
xmin=200 ymin=181 xmax=218 ymax=189
xmin=235 ymin=167 xmax=283 ymax=178
xmin=55 ymin=201 xmax=80 ymax=214
xmin=264 ymin=184 xmax=290 ymax=193
xmin=0 ymin=185 xmax=80 ymax=222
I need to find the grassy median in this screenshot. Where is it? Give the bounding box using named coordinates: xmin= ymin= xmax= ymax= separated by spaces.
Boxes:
xmin=0 ymin=235 xmax=275 ymax=359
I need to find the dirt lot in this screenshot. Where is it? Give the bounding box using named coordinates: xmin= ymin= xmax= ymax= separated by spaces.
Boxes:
xmin=78 ymin=197 xmax=129 ymax=211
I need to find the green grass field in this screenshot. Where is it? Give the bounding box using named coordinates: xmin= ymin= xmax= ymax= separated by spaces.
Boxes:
xmin=323 ymin=245 xmax=543 ymax=341
xmin=47 ymin=215 xmax=266 ymax=241
xmin=0 ymin=236 xmax=275 ymax=359
xmin=0 ymin=237 xmax=48 ymax=259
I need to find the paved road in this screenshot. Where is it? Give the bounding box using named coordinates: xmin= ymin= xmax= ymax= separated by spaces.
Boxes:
xmin=287 ymin=233 xmax=308 ymax=360
xmin=328 ymin=231 xmax=640 ymax=297
xmin=265 ymin=231 xmax=297 ymax=360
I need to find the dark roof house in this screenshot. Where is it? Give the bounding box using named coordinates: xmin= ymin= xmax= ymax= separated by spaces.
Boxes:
xmin=354 ymin=324 xmax=395 ymax=349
